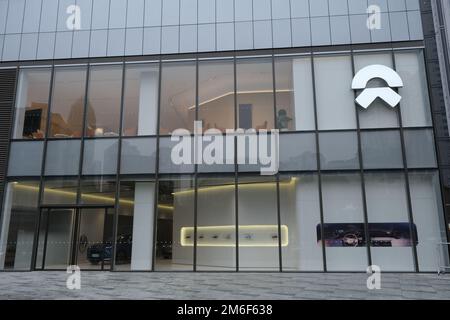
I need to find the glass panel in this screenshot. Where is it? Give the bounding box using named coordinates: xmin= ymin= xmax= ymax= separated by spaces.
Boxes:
xmin=236 ymin=58 xmax=274 ymax=130
xmin=354 ymin=53 xmax=399 ymax=129
xmin=196 ymin=175 xmax=236 ymax=271
xmin=116 ymin=179 xmax=156 ymax=271
xmin=361 ymin=130 xmax=403 ymax=169
xmin=42 ymin=208 xmax=75 ymax=270
xmin=314 ymin=54 xmax=356 ymax=130
xmin=0 ymin=181 xmax=39 ymax=270
xmin=159 ymin=62 xmax=196 ymax=134
xmin=159 ymin=136 xmax=195 ymax=174
xmin=155 ymin=176 xmax=195 ymax=271
xmin=42 ymin=178 xmax=78 ymax=205
xmin=395 ymin=50 xmax=432 ymax=127
xmin=319 ymin=132 xmax=359 ymax=170
xmin=13 ymin=68 xmax=52 ymax=139
xmin=85 ymin=65 xmax=122 ymax=137
xmin=275 ymin=56 xmax=315 ymax=131
xmin=79 ymin=208 xmax=114 ymax=270
xmin=80 ymin=178 xmax=116 ymax=206
xmin=45 ymin=140 xmax=81 ymax=176
xmin=404 ymin=129 xmax=437 ymax=169
xmin=122 ymin=63 xmax=159 ymax=136
xmin=120 ymin=138 xmax=157 ymax=174
xmin=321 ymin=173 xmax=368 ymax=271
xmin=82 ymin=139 xmax=119 ymax=176
xmin=7 ymin=141 xmax=44 ymax=177
xmin=279 ymin=133 xmax=317 ymax=171
xmin=280 ymin=174 xmax=323 ymax=271
xmin=49 ymin=66 xmax=87 ymax=138
xmin=238 ymin=175 xmax=279 ymax=271
xmin=409 ymin=171 xmax=449 ymax=271
xmin=364 ymin=172 xmax=415 ymax=271
xmin=198 ymin=59 xmax=235 ymax=133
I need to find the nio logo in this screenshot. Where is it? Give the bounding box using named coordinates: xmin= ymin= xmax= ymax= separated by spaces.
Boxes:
xmin=352 ymin=65 xmax=404 ymax=109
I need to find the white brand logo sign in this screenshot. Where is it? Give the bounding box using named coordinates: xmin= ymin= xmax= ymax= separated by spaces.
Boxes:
xmin=352 ymin=65 xmax=404 ymax=109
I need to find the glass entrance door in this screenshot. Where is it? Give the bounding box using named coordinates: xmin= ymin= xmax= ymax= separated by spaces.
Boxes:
xmin=35 ymin=206 xmax=114 ymax=270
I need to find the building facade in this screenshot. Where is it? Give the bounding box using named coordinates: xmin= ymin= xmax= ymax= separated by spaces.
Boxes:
xmin=0 ymin=0 xmax=448 ymax=272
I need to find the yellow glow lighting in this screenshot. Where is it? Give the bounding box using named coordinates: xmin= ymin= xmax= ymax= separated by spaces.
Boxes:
xmin=180 ymin=225 xmax=289 ymax=247
xmin=173 ymin=177 xmax=297 ymax=196
xmin=13 ymin=183 xmax=174 ymax=210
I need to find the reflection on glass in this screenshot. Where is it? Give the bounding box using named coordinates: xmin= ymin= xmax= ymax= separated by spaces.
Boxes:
xmin=238 ymin=175 xmax=279 ymax=271
xmin=85 ymin=65 xmax=123 ymax=137
xmin=155 ymin=176 xmax=195 ymax=271
xmin=361 ymin=130 xmax=403 ymax=169
xmin=365 ymin=172 xmax=415 ymax=271
xmin=321 ymin=173 xmax=368 ymax=271
xmin=116 ymin=179 xmax=156 ymax=271
xmin=78 ymin=208 xmax=114 ymax=270
xmin=319 ymin=132 xmax=359 ymax=170
xmin=275 ymin=56 xmax=315 ymax=131
xmin=49 ymin=67 xmax=87 ymax=138
xmin=120 ymin=138 xmax=157 ymax=174
xmin=159 ymin=62 xmax=196 ymax=135
xmin=13 ymin=68 xmax=52 ymax=139
xmin=122 ymin=63 xmax=159 ymax=136
xmin=280 ymin=174 xmax=323 ymax=271
xmin=196 ymin=175 xmax=236 ymax=271
xmin=236 ymin=58 xmax=274 ymax=130
xmin=80 ymin=178 xmax=116 ymax=205
xmin=354 ymin=53 xmax=399 ymax=129
xmin=0 ymin=181 xmax=39 ymax=270
xmin=42 ymin=178 xmax=78 ymax=205
xmin=198 ymin=59 xmax=235 ymax=132
xmin=82 ymin=139 xmax=119 ymax=176
xmin=44 ymin=140 xmax=81 ymax=176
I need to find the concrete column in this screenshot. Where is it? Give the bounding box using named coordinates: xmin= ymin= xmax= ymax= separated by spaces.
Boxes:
xmin=0 ymin=185 xmax=13 ymax=268
xmin=131 ymin=182 xmax=155 ymax=270
xmin=137 ymin=71 xmax=159 ymax=135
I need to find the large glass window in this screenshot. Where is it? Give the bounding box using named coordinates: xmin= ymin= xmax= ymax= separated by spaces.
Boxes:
xmin=314 ymin=54 xmax=356 ymax=130
xmin=155 ymin=175 xmax=195 ymax=271
xmin=116 ymin=178 xmax=156 ymax=271
xmin=80 ymin=178 xmax=116 ymax=206
xmin=7 ymin=141 xmax=44 ymax=177
xmin=49 ymin=67 xmax=88 ymax=138
xmin=122 ymin=63 xmax=159 ymax=136
xmin=159 ymin=61 xmax=196 ymax=135
xmin=364 ymin=172 xmax=415 ymax=271
xmin=319 ymin=132 xmax=359 ymax=170
xmin=13 ymin=68 xmax=52 ymax=139
xmin=321 ymin=173 xmax=368 ymax=271
xmin=42 ymin=178 xmax=78 ymax=205
xmin=404 ymin=129 xmax=437 ymax=168
xmin=238 ymin=175 xmax=279 ymax=271
xmin=196 ymin=174 xmax=236 ymax=271
xmin=409 ymin=171 xmax=449 ymax=271
xmin=361 ymin=130 xmax=403 ymax=169
xmin=120 ymin=138 xmax=157 ymax=175
xmin=395 ymin=50 xmax=432 ymax=128
xmin=85 ymin=65 xmax=123 ymax=137
xmin=82 ymin=139 xmax=119 ymax=176
xmin=0 ymin=181 xmax=39 ymax=270
xmin=354 ymin=53 xmax=399 ymax=129
xmin=236 ymin=58 xmax=275 ymax=130
xmin=280 ymin=174 xmax=323 ymax=271
xmin=44 ymin=140 xmax=81 ymax=176
xmin=274 ymin=56 xmax=315 ymax=131
xmin=198 ymin=59 xmax=235 ymax=132
xmin=279 ymin=133 xmax=317 ymax=171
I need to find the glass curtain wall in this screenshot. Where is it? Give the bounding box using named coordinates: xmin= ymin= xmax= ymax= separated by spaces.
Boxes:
xmin=3 ymin=48 xmax=448 ymax=272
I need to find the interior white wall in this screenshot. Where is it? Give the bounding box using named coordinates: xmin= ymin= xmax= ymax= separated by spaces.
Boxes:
xmin=293 ymin=58 xmax=315 ymax=131
xmin=131 ymin=182 xmax=155 ymax=270
xmin=138 ymin=71 xmax=158 ymax=135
